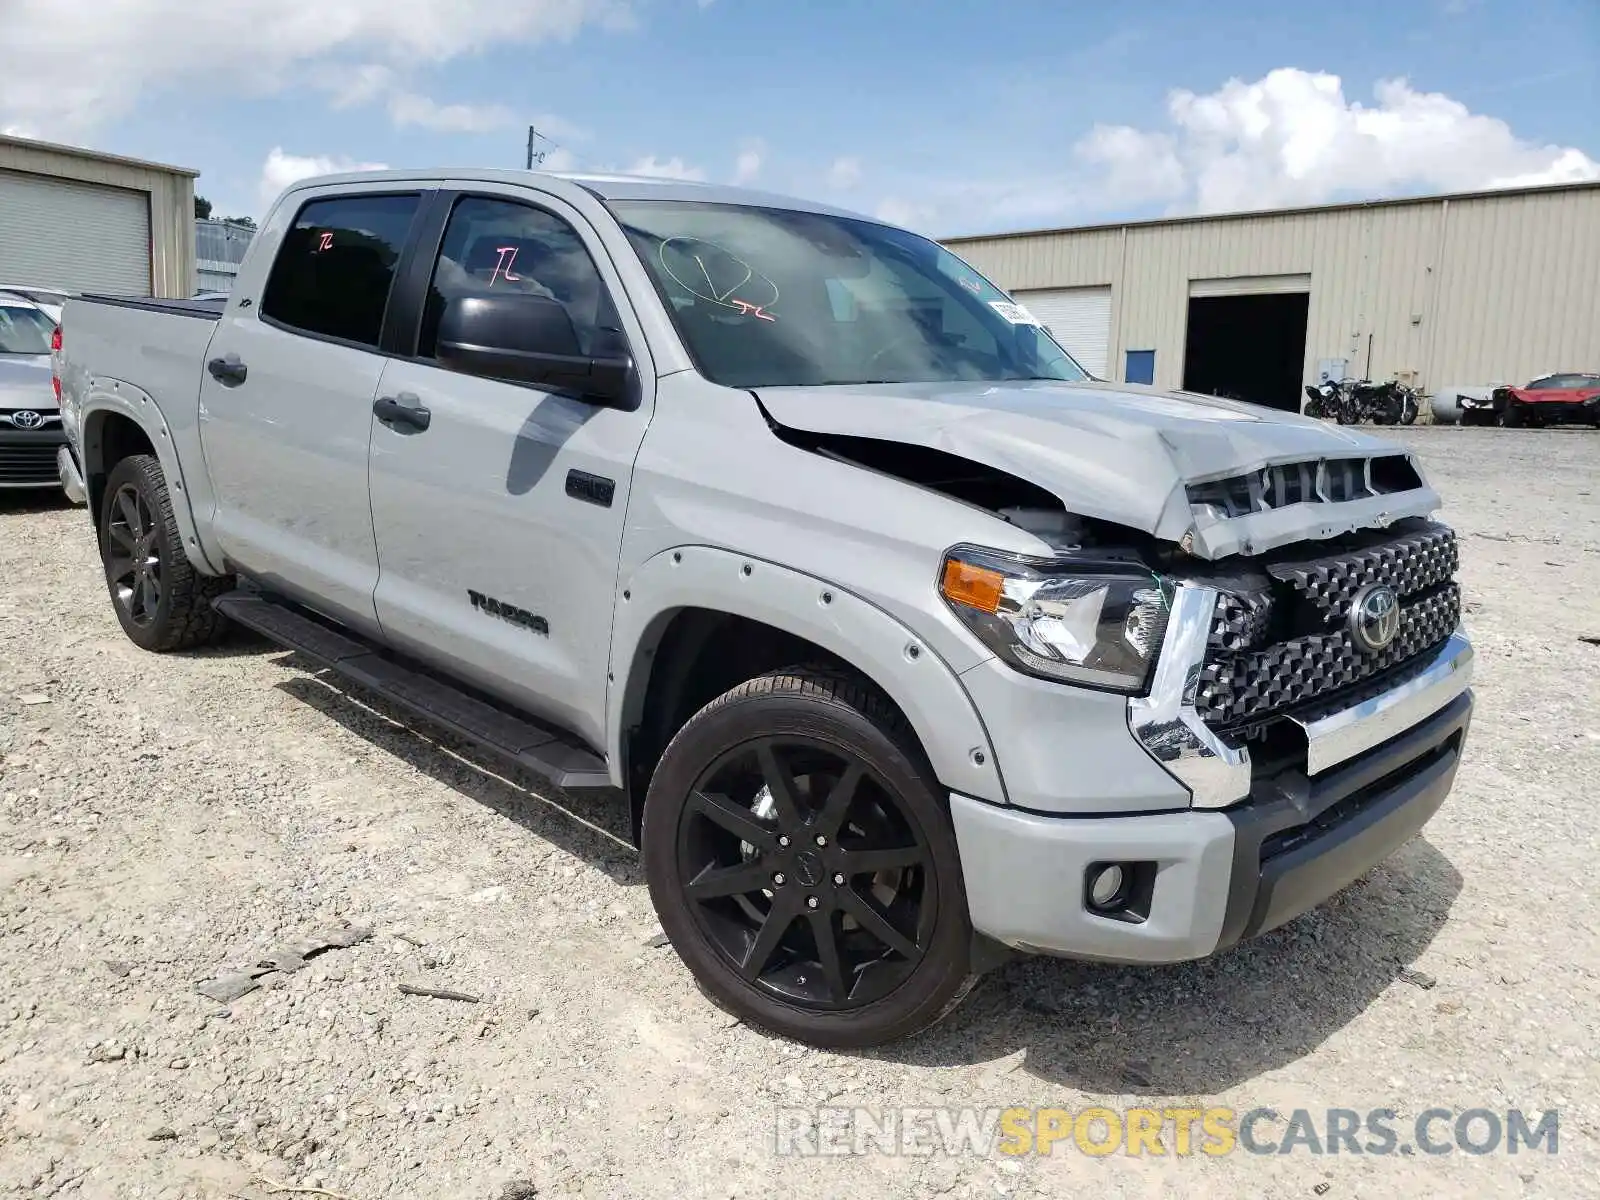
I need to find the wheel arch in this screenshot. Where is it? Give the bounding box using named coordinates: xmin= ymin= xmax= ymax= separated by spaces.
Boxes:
xmin=79 ymin=386 xmax=224 ymax=575
xmin=608 ymin=546 xmax=1007 ymax=843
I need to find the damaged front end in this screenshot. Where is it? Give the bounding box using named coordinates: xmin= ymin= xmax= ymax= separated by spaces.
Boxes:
xmin=754 ymin=380 xmax=1469 ymax=809
xmin=753 ymin=379 xmax=1441 ymax=563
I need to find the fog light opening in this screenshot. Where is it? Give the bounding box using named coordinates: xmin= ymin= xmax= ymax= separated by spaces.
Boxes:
xmin=1087 ymin=863 xmax=1128 ymax=912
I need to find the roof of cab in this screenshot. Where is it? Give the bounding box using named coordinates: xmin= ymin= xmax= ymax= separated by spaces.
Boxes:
xmin=277 ymin=167 xmax=873 ymax=223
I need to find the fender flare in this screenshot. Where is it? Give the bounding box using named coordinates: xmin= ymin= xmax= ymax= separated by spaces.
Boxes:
xmin=79 ymin=380 xmax=226 ymax=576
xmin=607 ymin=545 xmax=1007 ymax=805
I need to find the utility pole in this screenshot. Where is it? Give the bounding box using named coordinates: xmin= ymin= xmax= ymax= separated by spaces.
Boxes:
xmin=525 ymin=126 xmax=548 ymax=170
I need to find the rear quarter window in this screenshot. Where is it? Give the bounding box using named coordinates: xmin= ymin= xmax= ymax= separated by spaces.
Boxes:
xmin=260 ymin=193 xmax=421 ymax=347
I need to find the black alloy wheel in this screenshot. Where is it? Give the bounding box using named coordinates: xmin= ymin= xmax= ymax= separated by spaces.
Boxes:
xmin=98 ymin=454 xmax=232 ymax=652
xmin=105 ymin=481 xmax=163 ymax=627
xmin=642 ymin=668 xmax=975 ymax=1048
xmin=676 ymin=734 xmax=934 ymax=1011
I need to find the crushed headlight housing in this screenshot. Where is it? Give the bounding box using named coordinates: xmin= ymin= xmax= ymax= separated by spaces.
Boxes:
xmin=939 ymin=546 xmax=1172 ymax=693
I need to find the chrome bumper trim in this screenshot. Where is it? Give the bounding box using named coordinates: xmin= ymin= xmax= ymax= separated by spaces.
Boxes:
xmin=1128 ymin=586 xmax=1252 ymax=810
xmin=57 ymin=445 xmax=86 ymax=505
xmin=1291 ymin=631 xmax=1474 ymax=775
xmin=1130 ymin=585 xmax=1476 ymax=810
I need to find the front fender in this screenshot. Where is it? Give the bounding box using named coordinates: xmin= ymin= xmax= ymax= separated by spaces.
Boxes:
xmin=607 ymin=545 xmax=1007 ymax=805
xmin=79 ymin=381 xmax=225 ymax=576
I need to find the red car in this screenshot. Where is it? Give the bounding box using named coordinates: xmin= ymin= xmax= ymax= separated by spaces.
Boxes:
xmin=1468 ymin=372 xmax=1600 ymax=428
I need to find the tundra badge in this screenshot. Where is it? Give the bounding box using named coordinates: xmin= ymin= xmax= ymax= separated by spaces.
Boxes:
xmin=467 ymin=590 xmax=549 ymax=636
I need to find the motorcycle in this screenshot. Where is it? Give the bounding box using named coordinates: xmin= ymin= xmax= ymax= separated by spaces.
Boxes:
xmin=1305 ymin=378 xmax=1418 ymax=425
xmin=1394 ymin=383 xmax=1420 ymax=425
xmin=1303 ymin=380 xmax=1341 ymax=420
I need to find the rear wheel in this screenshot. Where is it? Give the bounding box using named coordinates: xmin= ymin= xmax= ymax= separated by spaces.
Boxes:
xmin=100 ymin=454 xmax=232 ymax=651
xmin=641 ymin=668 xmax=975 ymax=1048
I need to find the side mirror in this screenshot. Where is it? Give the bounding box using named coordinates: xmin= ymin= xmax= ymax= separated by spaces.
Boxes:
xmin=436 ymin=293 xmax=635 ymax=409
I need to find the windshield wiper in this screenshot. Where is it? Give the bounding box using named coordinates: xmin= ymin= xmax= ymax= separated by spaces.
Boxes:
xmin=809 ymin=378 xmax=902 ymax=387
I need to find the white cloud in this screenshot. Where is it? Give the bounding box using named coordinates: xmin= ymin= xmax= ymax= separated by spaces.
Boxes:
xmin=1076 ymin=68 xmax=1600 ymax=215
xmin=0 ymin=0 xmax=631 ymax=134
xmin=626 ymin=155 xmax=706 ymax=181
xmin=732 ymin=140 xmax=764 ymax=185
xmin=388 ymin=92 xmax=515 ymax=134
xmin=827 ymin=156 xmax=862 ymax=189
xmin=1074 ymin=124 xmax=1183 ymax=207
xmin=874 ymin=198 xmax=937 ymax=232
xmin=538 ymin=146 xmax=579 ymax=172
xmin=259 ymin=146 xmax=388 ymax=208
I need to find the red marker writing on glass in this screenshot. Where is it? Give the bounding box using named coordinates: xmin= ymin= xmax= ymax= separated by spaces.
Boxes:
xmin=491 ymin=247 xmax=522 ymax=285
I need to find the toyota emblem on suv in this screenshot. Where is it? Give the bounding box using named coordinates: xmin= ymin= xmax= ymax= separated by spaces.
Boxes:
xmin=10 ymin=410 xmax=44 ymax=430
xmin=1349 ymin=584 xmax=1401 ymax=654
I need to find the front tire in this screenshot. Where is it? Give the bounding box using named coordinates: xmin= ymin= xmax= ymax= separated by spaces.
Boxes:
xmin=100 ymin=454 xmax=232 ymax=651
xmin=641 ymin=668 xmax=975 ymax=1048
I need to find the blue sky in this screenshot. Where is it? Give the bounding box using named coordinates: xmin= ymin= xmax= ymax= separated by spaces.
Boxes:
xmin=2 ymin=0 xmax=1596 ymax=234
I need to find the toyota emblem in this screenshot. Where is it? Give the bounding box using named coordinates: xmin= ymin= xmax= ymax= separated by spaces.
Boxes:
xmin=1349 ymin=584 xmax=1401 ymax=654
xmin=11 ymin=409 xmax=44 ymax=430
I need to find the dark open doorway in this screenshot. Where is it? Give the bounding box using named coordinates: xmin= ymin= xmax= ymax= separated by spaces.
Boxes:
xmin=1182 ymin=292 xmax=1309 ymax=412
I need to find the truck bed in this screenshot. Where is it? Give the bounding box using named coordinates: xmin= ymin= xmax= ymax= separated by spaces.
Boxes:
xmin=60 ymin=294 xmax=222 ymax=445
xmin=77 ymin=295 xmax=226 ymax=320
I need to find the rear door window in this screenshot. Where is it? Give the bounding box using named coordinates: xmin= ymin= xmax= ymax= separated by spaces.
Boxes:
xmin=260 ymin=194 xmax=421 ymax=347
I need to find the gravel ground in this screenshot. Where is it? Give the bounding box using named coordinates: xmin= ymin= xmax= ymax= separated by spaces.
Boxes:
xmin=2 ymin=426 xmax=1598 ymax=1200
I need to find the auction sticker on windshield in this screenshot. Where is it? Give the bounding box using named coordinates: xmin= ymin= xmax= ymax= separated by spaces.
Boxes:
xmin=989 ymin=301 xmax=1042 ymax=325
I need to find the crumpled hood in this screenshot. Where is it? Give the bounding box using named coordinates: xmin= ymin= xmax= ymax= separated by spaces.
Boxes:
xmin=755 ymin=378 xmax=1440 ymax=559
xmin=0 ymin=355 xmax=56 ymax=410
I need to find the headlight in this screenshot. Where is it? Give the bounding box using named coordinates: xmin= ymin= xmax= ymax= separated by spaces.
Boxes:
xmin=939 ymin=546 xmax=1172 ymax=693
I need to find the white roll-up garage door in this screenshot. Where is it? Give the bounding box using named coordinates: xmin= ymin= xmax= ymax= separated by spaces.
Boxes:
xmin=0 ymin=169 xmax=151 ymax=296
xmin=1188 ymin=274 xmax=1310 ymax=298
xmin=1011 ymin=286 xmax=1111 ymax=377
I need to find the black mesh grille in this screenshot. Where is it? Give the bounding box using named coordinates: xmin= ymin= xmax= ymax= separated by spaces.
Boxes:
xmin=1197 ymin=585 xmax=1459 ymax=727
xmin=1266 ymin=524 xmax=1458 ymax=621
xmin=1210 ymin=591 xmax=1274 ymax=652
xmin=0 ymin=444 xmax=60 ymax=484
xmin=1198 ymin=522 xmax=1460 ymax=729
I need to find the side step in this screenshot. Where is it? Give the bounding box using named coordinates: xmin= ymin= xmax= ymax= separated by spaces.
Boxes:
xmin=215 ymin=591 xmax=613 ymax=790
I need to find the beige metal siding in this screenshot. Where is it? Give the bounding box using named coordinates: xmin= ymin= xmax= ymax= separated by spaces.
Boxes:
xmin=0 ymin=136 xmax=195 ymax=298
xmin=1429 ymin=187 xmax=1600 ymax=384
xmin=947 ymin=183 xmax=1600 ymax=392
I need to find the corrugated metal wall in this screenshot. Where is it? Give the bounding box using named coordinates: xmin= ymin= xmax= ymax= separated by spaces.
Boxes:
xmin=0 ymin=136 xmax=196 ymax=298
xmin=945 ymin=184 xmax=1600 ymax=393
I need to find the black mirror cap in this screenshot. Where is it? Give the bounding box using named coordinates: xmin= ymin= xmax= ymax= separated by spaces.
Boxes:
xmin=436 ymin=293 xmax=639 ymax=410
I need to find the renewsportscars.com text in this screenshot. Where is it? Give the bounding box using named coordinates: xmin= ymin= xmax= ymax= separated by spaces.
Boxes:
xmin=774 ymin=1106 xmax=1559 ymax=1158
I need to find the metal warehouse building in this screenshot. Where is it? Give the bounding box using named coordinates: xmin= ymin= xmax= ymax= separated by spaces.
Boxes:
xmin=0 ymin=134 xmax=196 ymax=299
xmin=945 ymin=180 xmax=1600 ymax=410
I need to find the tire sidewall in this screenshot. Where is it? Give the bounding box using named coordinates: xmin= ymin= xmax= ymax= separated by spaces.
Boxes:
xmin=641 ymin=683 xmax=973 ymax=1048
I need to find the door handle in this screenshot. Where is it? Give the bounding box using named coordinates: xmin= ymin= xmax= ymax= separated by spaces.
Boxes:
xmin=207 ymin=354 xmax=248 ymax=386
xmin=373 ymin=393 xmax=431 ymax=431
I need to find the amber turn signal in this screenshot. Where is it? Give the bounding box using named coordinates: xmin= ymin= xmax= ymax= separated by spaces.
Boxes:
xmin=941 ymin=558 xmax=1005 ymax=614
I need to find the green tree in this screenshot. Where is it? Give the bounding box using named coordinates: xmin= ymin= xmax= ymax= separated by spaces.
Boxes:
xmin=194 ymin=194 xmax=213 ymax=219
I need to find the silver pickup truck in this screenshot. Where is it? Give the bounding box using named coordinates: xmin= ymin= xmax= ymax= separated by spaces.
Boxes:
xmin=55 ymin=169 xmax=1474 ymax=1048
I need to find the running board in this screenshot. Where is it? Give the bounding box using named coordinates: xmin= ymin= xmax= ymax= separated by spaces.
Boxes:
xmin=214 ymin=591 xmax=613 ymax=790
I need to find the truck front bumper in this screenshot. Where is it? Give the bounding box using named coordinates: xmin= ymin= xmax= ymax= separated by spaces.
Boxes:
xmin=951 ymin=682 xmax=1472 ymax=963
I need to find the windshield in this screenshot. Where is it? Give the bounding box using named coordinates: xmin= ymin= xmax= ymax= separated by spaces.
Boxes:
xmin=0 ymin=304 xmax=53 ymax=355
xmin=612 ymin=201 xmax=1089 ymax=388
